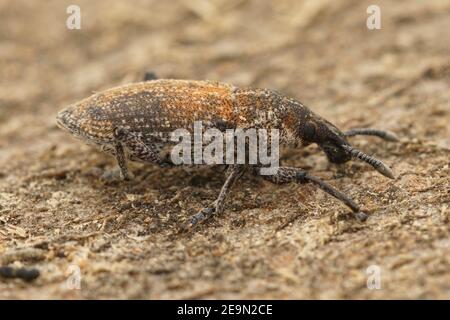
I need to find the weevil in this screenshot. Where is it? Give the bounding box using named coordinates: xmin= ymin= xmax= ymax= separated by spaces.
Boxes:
xmin=56 ymin=74 xmax=399 ymax=230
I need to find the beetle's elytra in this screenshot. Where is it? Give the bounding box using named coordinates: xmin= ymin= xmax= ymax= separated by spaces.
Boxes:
xmin=57 ymin=75 xmax=399 ymax=230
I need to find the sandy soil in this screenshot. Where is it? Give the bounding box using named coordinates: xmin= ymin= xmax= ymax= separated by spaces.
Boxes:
xmin=0 ymin=0 xmax=449 ymax=299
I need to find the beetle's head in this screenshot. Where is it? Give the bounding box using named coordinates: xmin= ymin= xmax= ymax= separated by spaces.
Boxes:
xmin=297 ymin=115 xmax=349 ymax=162
xmin=297 ymin=114 xmax=394 ymax=179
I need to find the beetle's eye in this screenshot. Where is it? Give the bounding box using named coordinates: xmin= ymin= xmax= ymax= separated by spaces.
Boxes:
xmin=303 ymin=122 xmax=316 ymax=140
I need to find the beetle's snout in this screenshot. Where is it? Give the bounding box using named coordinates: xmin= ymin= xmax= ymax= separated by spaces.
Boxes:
xmin=319 ymin=140 xmax=352 ymax=164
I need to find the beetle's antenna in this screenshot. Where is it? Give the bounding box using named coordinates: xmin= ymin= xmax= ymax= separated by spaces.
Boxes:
xmin=344 ymin=128 xmax=399 ymax=142
xmin=341 ymin=144 xmax=395 ymax=179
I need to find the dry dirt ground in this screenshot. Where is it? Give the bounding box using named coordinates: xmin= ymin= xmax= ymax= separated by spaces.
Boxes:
xmin=0 ymin=0 xmax=449 ymax=299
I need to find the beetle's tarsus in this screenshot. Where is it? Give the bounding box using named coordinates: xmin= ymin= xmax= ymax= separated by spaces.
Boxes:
xmin=354 ymin=211 xmax=368 ymax=222
xmin=182 ymin=165 xmax=244 ymax=231
xmin=181 ymin=206 xmax=216 ymax=231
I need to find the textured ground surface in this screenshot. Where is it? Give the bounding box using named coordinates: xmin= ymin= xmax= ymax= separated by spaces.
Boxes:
xmin=0 ymin=0 xmax=449 ymax=299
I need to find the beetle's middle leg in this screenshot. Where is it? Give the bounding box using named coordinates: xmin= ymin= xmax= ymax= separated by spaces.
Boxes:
xmin=254 ymin=166 xmax=367 ymax=221
xmin=182 ymin=165 xmax=245 ymax=231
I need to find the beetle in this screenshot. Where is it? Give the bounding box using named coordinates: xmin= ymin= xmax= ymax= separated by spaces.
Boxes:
xmin=56 ymin=73 xmax=398 ymax=230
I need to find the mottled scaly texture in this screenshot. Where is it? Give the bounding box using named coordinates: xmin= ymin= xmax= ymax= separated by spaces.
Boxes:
xmin=56 ymin=79 xmax=338 ymax=152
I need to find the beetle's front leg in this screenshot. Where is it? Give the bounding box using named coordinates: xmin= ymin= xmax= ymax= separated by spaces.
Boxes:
xmin=113 ymin=142 xmax=132 ymax=180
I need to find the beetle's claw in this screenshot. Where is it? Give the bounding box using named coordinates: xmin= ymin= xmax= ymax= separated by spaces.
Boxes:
xmin=354 ymin=211 xmax=368 ymax=222
xmin=180 ymin=207 xmax=216 ymax=232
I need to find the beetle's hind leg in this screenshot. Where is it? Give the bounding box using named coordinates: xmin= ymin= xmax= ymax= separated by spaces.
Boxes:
xmin=182 ymin=165 xmax=245 ymax=231
xmin=254 ymin=166 xmax=367 ymax=221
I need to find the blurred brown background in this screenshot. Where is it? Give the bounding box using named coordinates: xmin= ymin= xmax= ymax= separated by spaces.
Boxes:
xmin=0 ymin=0 xmax=449 ymax=299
